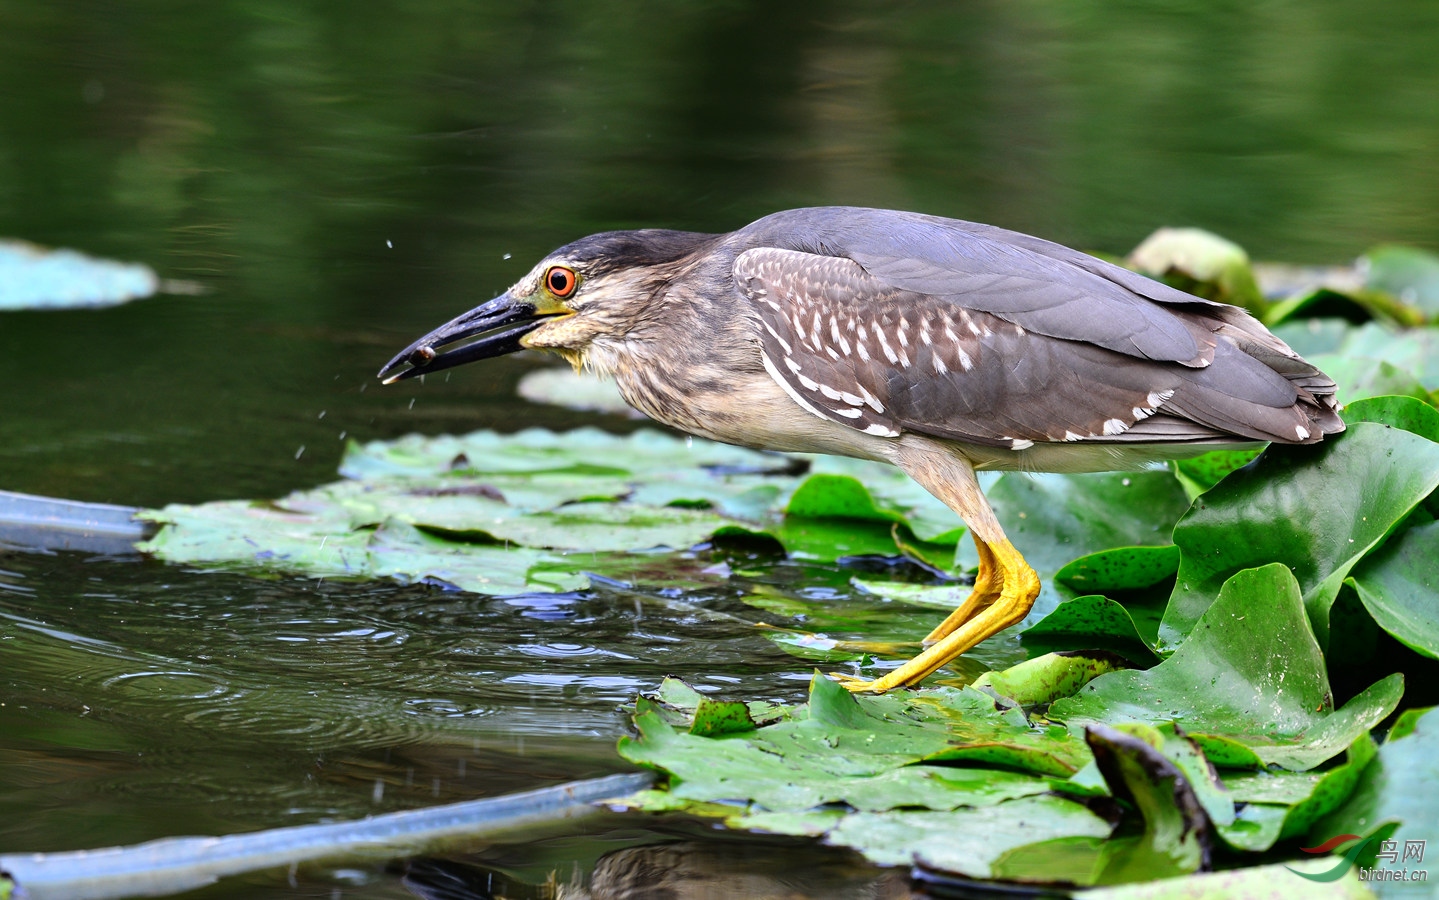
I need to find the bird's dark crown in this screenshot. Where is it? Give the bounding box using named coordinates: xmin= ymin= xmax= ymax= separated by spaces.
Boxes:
xmin=550 ymin=228 xmax=718 ymax=278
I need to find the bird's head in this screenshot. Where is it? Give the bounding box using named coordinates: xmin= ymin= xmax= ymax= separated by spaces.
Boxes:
xmin=378 ymin=228 xmax=713 ymax=383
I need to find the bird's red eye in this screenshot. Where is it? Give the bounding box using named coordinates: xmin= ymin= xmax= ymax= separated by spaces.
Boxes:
xmin=545 ymin=266 xmax=578 ymax=298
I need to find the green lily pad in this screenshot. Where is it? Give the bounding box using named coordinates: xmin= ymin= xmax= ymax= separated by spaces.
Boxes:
xmin=1308 ymin=353 xmax=1431 ymax=406
xmin=801 ymin=455 xmax=969 ymax=543
xmin=1271 ymin=318 xmax=1356 ymax=358
xmin=340 ymin=427 xmax=777 ymax=479
xmin=981 ymin=721 xmax=1230 ymax=886
xmin=515 ymin=366 xmax=637 ymax=416
xmin=618 ymin=677 xmax=1077 ymax=823
xmin=618 ymin=675 xmax=1097 ymax=836
xmin=1364 ymin=244 xmax=1439 ymax=320
xmin=972 ymin=651 xmax=1132 ymax=707
xmin=1085 ymin=724 xmax=1213 ymax=881
xmin=1310 ymin=706 xmax=1439 ymax=855
xmin=1161 ymin=423 xmax=1439 ymax=651
xmin=1171 ymin=449 xmax=1263 ymax=498
xmin=1218 ymin=733 xmax=1377 ymax=852
xmin=1266 ymin=286 xmax=1425 ymax=329
xmin=785 ymin=474 xmax=897 ymax=522
xmin=137 ymin=505 xmax=590 ymax=595
xmin=825 ymin=796 xmax=1113 ymax=876
xmin=1127 ymin=227 xmax=1265 ymax=314
xmin=961 ymin=471 xmax=1192 ymax=622
xmin=1342 ymin=394 xmax=1439 ymax=441
xmin=1347 ymin=519 xmax=1439 ymax=660
xmin=1388 ymin=705 xmax=1432 ymax=742
xmin=1057 ymin=546 xmax=1181 ymax=594
xmin=1079 ymin=858 xmax=1377 ymax=899
xmin=1332 ymin=322 xmax=1439 ymax=390
xmin=768 ymin=515 xmax=902 ymax=562
xmin=1054 ymin=565 xmax=1403 ymax=771
xmin=1021 ymin=595 xmax=1159 ymax=660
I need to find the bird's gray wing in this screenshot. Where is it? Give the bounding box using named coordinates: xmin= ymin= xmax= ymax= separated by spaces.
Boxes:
xmin=741 ymin=207 xmax=1223 ymax=366
xmin=734 ymin=247 xmax=1319 ymax=449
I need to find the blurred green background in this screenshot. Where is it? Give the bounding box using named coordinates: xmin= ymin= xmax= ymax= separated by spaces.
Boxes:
xmin=2 ymin=0 xmax=1436 ymax=508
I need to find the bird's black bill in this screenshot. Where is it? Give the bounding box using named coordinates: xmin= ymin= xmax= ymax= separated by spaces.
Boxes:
xmin=377 ymin=293 xmax=558 ymax=384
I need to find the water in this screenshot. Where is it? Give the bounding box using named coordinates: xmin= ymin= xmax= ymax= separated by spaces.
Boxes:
xmin=1 ymin=2 xmax=1437 ymax=896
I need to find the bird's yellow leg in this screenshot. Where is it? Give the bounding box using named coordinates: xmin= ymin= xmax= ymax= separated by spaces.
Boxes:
xmin=831 ymin=437 xmax=1040 ymax=694
xmin=832 ymin=537 xmax=1037 ymax=693
xmin=919 ymin=533 xmax=1001 ymax=644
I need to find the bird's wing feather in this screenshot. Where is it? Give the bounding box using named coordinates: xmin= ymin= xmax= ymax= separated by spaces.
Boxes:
xmin=733 ymin=244 xmax=1336 ymax=449
xmin=733 ymin=247 xmax=1249 ymax=449
xmin=742 ymin=207 xmax=1222 ymax=366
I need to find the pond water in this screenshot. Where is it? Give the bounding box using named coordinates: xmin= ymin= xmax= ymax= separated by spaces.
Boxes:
xmin=2 ymin=3 xmax=1437 ymax=897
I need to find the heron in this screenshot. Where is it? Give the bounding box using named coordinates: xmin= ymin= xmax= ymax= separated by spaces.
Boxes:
xmin=379 ymin=207 xmax=1342 ymax=693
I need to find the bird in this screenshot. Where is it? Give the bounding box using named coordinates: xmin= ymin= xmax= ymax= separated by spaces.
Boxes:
xmin=378 ymin=207 xmax=1344 ymax=693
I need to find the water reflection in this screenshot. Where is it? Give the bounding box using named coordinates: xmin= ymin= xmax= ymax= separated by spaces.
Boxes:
xmin=401 ymin=834 xmax=912 ymax=900
xmin=1 ymin=543 xmax=978 ymax=857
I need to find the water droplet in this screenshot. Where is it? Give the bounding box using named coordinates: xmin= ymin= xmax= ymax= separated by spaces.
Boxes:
xmin=386 ymin=239 xmax=393 ymax=248
xmin=294 ymin=445 xmax=306 ymax=460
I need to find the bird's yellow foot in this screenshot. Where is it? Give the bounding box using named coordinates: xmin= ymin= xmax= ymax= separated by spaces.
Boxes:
xmin=832 ymin=537 xmax=1039 ymax=694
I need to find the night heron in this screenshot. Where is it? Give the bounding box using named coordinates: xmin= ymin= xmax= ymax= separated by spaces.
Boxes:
xmin=378 ymin=207 xmax=1343 ymax=693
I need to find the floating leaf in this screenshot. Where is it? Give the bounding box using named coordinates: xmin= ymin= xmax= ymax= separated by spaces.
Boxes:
xmin=1308 ymin=353 xmax=1431 ymax=406
xmin=1084 ymin=724 xmax=1213 ymax=881
xmin=1346 ymin=520 xmax=1439 ymax=660
xmin=1310 ymin=707 xmax=1439 ymax=866
xmin=0 ymin=239 xmax=159 ymax=310
xmin=1161 ymin=423 xmax=1439 ymax=651
xmin=1054 ymin=565 xmax=1403 ymax=771
xmin=1021 ymin=595 xmax=1159 ymax=661
xmin=1363 ymin=244 xmax=1439 ymax=319
xmin=962 ymin=471 xmax=1192 ymax=622
xmin=338 ymin=427 xmax=779 ymax=481
xmin=617 ymin=674 xmax=1100 ymax=855
xmin=824 ymin=796 xmax=1112 ymax=877
xmin=1342 ymin=394 xmax=1439 ymax=442
xmin=1171 ymin=449 xmax=1262 ymax=498
xmin=972 ymin=651 xmax=1132 ymax=707
xmin=1078 ymin=858 xmax=1376 ymax=899
xmin=1057 ymin=546 xmax=1181 ymax=594
xmin=1218 ymin=734 xmax=1376 ymax=852
xmin=618 ymin=678 xmax=1079 ymax=827
xmin=1128 ymin=227 xmax=1265 ymax=314
xmin=515 ymin=366 xmax=638 ymax=416
xmin=1331 ymin=322 xmax=1439 ymax=390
